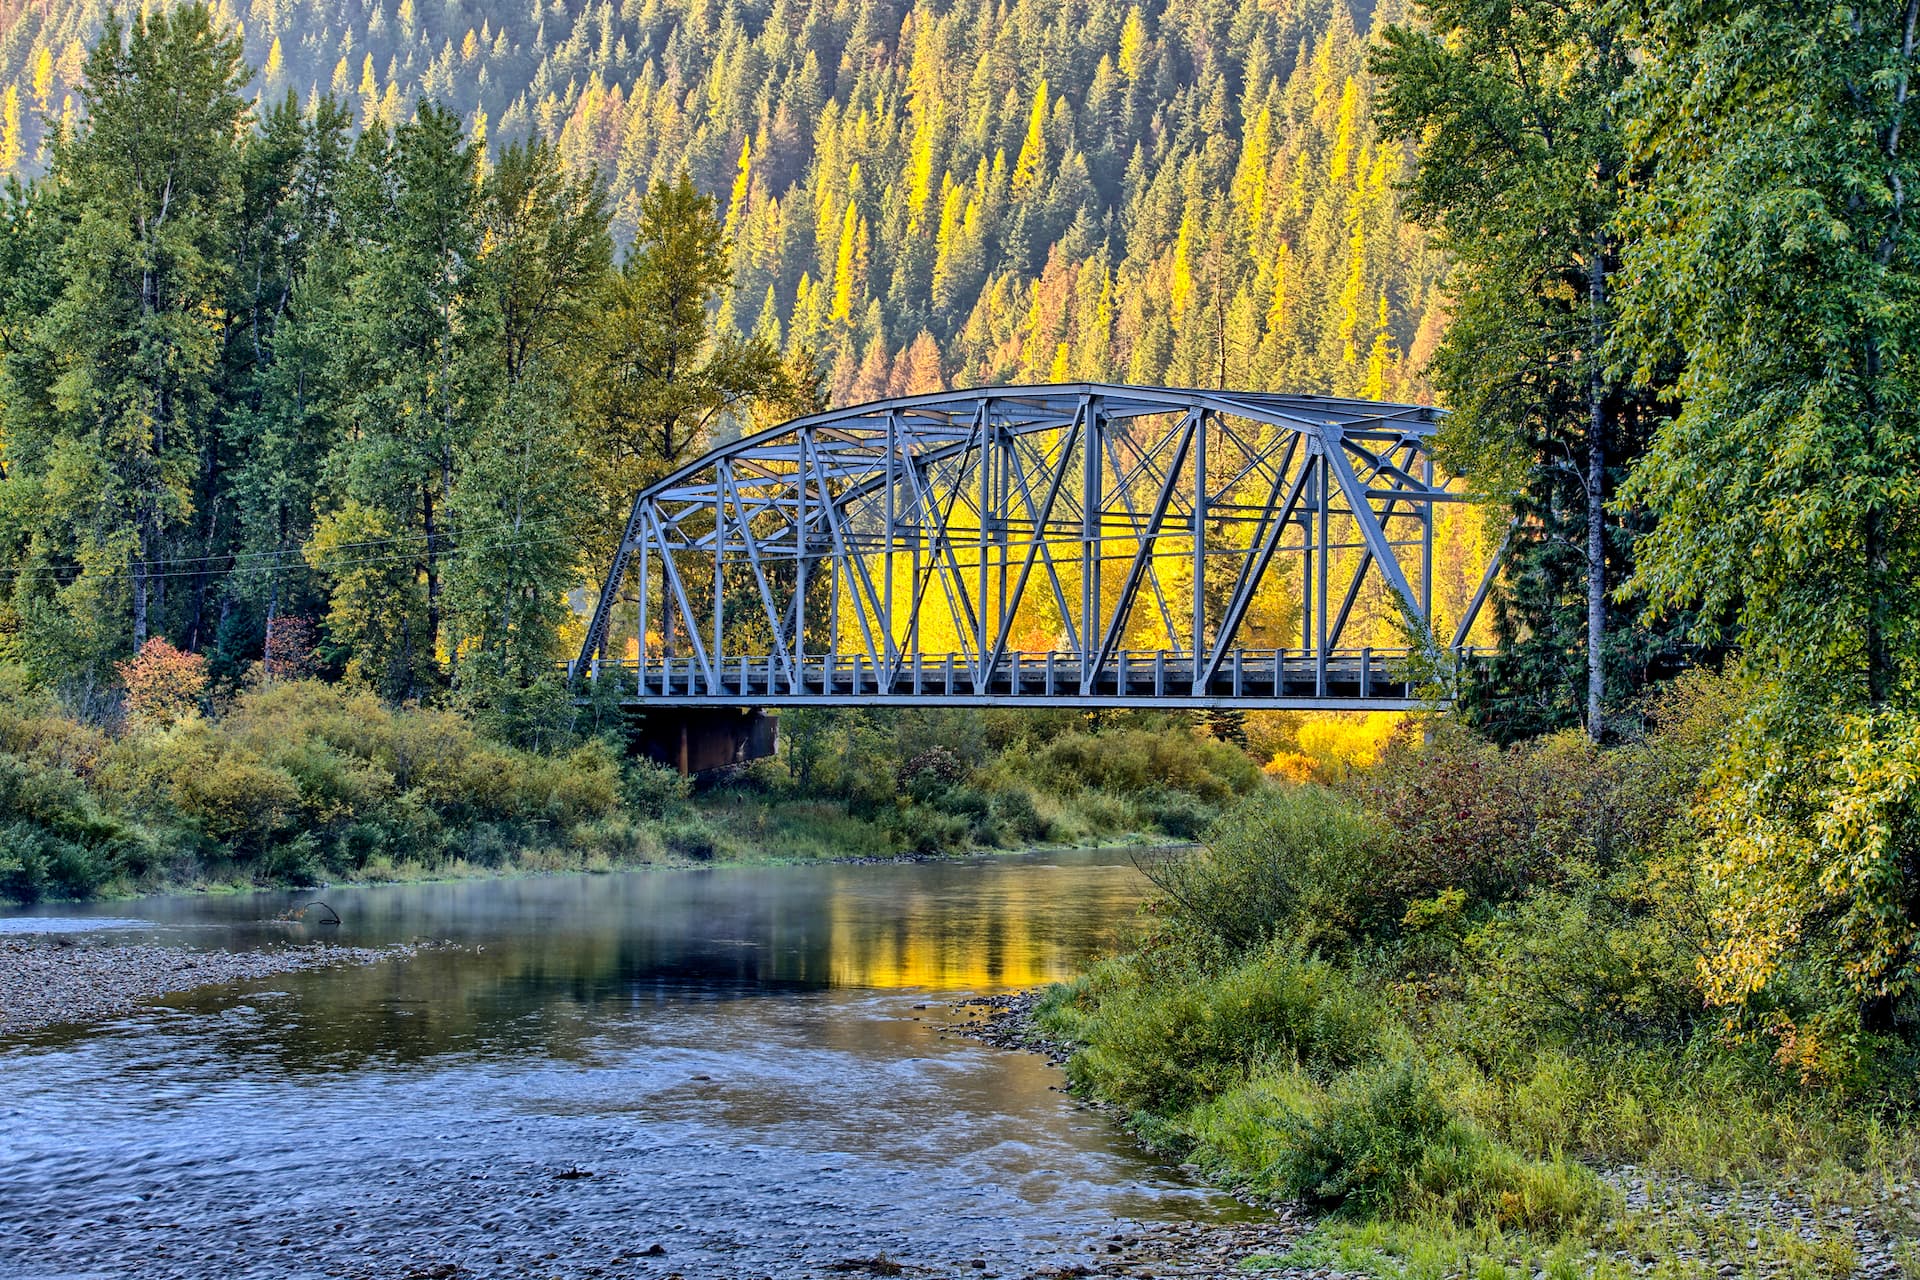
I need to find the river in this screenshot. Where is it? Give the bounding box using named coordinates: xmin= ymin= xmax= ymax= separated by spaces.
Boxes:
xmin=0 ymin=850 xmax=1256 ymax=1279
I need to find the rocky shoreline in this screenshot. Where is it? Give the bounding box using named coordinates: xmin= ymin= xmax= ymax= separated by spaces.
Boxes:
xmin=942 ymin=991 xmax=1360 ymax=1280
xmin=0 ymin=937 xmax=421 ymax=1036
xmin=940 ymin=991 xmax=1920 ymax=1280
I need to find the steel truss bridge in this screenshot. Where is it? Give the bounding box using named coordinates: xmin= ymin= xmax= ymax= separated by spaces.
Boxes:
xmin=574 ymin=384 xmax=1499 ymax=715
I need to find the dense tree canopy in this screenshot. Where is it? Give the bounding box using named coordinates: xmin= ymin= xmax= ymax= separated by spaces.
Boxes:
xmin=0 ymin=5 xmax=802 ymax=739
xmin=1616 ymin=0 xmax=1920 ymax=1032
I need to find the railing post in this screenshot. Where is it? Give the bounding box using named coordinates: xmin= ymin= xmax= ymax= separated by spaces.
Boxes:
xmin=1231 ymin=649 xmax=1243 ymax=698
xmin=1360 ymin=647 xmax=1372 ymax=699
xmin=1117 ymin=651 xmax=1129 ymax=699
xmin=1045 ymin=650 xmax=1056 ymax=697
xmin=1153 ymin=649 xmax=1165 ymax=697
xmin=913 ymin=649 xmax=923 ymax=696
xmin=945 ymin=653 xmax=956 ymax=696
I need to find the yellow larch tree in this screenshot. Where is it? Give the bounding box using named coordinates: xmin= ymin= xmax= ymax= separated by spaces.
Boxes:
xmin=1011 ymin=78 xmax=1048 ymax=200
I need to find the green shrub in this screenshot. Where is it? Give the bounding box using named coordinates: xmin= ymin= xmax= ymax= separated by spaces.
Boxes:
xmin=1057 ymin=939 xmax=1384 ymax=1113
xmin=1141 ymin=785 xmax=1388 ymax=949
xmin=660 ymin=813 xmax=722 ymax=860
xmin=990 ymin=787 xmax=1048 ymax=844
xmin=1275 ymin=1060 xmax=1601 ymax=1233
xmin=899 ymin=808 xmax=969 ymax=853
xmin=1458 ymin=869 xmax=1704 ymax=1056
xmin=620 ymin=757 xmax=689 ymax=818
xmin=1134 ymin=788 xmax=1215 ymax=840
xmin=1276 ymin=1059 xmax=1456 ymax=1214
xmin=1024 ymin=725 xmax=1262 ymax=802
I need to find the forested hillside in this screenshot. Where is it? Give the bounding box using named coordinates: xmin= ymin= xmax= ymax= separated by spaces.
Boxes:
xmin=0 ymin=0 xmax=1444 ymax=402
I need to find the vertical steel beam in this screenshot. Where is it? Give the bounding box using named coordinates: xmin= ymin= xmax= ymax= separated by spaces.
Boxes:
xmin=1421 ymin=449 xmax=1435 ymax=624
xmin=884 ymin=411 xmax=898 ymax=665
xmin=1191 ymin=409 xmax=1208 ymax=692
xmin=794 ymin=446 xmax=807 ymax=694
xmin=1316 ymin=446 xmax=1330 ymax=697
xmin=713 ymin=488 xmax=725 ymax=685
xmin=1081 ymin=398 xmax=1103 ymax=689
xmin=976 ymin=401 xmax=991 ymax=688
xmin=637 ymin=532 xmax=649 ymax=696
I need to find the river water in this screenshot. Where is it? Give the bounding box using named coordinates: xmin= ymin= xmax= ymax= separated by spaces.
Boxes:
xmin=0 ymin=851 xmax=1252 ymax=1280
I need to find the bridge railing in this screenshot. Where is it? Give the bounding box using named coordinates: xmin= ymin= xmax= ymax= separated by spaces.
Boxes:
xmin=566 ymin=646 xmax=1480 ymax=708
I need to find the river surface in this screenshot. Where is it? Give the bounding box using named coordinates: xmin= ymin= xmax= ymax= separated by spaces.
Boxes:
xmin=0 ymin=851 xmax=1252 ymax=1280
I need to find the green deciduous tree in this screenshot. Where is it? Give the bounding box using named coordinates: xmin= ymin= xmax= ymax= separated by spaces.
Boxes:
xmin=443 ymin=139 xmax=611 ymax=743
xmin=303 ymin=499 xmax=430 ymax=700
xmin=1373 ymin=0 xmax=1683 ymax=744
xmin=8 ymin=6 xmax=250 ymax=672
xmin=1617 ymin=0 xmax=1920 ymax=1035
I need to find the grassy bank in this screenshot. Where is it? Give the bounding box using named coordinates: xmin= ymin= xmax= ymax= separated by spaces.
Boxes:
xmin=0 ymin=674 xmax=1261 ymax=903
xmin=1033 ymin=674 xmax=1920 ymax=1278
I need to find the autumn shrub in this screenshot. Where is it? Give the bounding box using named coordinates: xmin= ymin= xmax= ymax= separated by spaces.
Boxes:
xmin=116 ymin=637 xmax=209 ymax=730
xmin=262 ymin=616 xmax=319 ymax=680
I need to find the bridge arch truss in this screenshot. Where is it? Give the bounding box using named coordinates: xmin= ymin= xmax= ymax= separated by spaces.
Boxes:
xmin=575 ymin=384 xmax=1497 ymax=711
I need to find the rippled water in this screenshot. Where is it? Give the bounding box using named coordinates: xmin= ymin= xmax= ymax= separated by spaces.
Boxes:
xmin=0 ymin=851 xmax=1248 ymax=1279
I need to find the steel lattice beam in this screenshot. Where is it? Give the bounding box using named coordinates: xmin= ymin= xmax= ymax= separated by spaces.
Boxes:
xmin=573 ymin=383 xmax=1499 ymax=711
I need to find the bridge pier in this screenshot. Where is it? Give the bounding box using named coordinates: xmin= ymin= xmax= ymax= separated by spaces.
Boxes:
xmin=632 ymin=708 xmax=778 ymax=776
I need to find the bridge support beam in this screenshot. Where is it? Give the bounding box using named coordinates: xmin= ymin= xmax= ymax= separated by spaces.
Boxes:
xmin=631 ymin=709 xmax=778 ymax=776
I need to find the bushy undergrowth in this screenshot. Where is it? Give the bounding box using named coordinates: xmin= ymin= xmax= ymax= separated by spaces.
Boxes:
xmin=1036 ymin=673 xmax=1920 ymax=1263
xmin=729 ymin=706 xmax=1264 ymax=857
xmin=1 ymin=674 xmax=1267 ymax=901
xmin=0 ymin=678 xmax=629 ymax=900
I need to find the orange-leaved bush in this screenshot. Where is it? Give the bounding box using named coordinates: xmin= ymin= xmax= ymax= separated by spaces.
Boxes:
xmin=116 ymin=638 xmax=208 ymax=731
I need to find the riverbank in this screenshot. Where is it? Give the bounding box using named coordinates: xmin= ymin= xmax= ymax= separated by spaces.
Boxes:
xmin=957 ymin=991 xmax=1919 ymax=1279
xmin=0 ymin=936 xmax=426 ymax=1036
xmin=0 ymin=677 xmax=1256 ymax=906
xmin=978 ymin=685 xmax=1920 ymax=1280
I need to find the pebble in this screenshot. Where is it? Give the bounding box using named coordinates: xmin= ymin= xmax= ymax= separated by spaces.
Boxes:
xmin=0 ymin=937 xmax=423 ymax=1035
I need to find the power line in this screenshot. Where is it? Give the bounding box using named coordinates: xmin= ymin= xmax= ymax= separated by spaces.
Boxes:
xmin=0 ymin=524 xmax=591 ymax=584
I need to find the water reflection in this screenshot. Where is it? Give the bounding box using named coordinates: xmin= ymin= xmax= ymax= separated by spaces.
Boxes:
xmin=0 ymin=851 xmax=1246 ymax=1280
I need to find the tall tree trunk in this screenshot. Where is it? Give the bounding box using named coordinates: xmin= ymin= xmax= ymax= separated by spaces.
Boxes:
xmin=131 ymin=551 xmax=149 ymax=650
xmin=423 ymin=485 xmax=441 ymax=664
xmin=1586 ymin=235 xmax=1608 ymax=744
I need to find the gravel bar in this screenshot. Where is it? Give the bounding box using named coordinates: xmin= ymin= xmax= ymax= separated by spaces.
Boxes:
xmin=0 ymin=938 xmax=419 ymax=1035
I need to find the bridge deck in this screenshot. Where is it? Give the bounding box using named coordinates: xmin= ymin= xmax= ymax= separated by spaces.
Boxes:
xmin=575 ymin=648 xmax=1458 ymax=712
